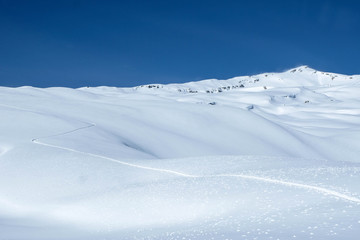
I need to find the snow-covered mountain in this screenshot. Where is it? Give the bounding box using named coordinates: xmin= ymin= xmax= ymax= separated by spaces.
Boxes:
xmin=1 ymin=66 xmax=360 ymax=239
xmin=133 ymin=65 xmax=359 ymax=93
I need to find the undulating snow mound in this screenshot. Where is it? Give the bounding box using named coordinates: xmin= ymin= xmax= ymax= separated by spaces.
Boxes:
xmin=0 ymin=66 xmax=360 ymax=240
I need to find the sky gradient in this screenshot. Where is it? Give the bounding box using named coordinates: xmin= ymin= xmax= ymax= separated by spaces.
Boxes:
xmin=1 ymin=0 xmax=360 ymax=87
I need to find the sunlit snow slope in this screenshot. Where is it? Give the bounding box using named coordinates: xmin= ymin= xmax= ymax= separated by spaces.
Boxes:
xmin=1 ymin=66 xmax=360 ymax=240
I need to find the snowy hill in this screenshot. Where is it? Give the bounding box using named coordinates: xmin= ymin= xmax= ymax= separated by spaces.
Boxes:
xmin=132 ymin=66 xmax=360 ymax=93
xmin=1 ymin=66 xmax=360 ymax=239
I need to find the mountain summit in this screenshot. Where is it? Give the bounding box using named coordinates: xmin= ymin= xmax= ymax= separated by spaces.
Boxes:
xmin=131 ymin=66 xmax=359 ymax=94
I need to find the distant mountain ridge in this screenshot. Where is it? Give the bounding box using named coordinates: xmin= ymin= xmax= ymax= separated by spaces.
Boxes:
xmin=131 ymin=66 xmax=360 ymax=94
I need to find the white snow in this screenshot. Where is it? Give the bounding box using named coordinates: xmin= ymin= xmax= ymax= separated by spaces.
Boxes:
xmin=1 ymin=66 xmax=360 ymax=239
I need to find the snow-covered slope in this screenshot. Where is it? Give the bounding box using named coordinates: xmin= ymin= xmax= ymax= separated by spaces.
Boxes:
xmin=1 ymin=66 xmax=360 ymax=239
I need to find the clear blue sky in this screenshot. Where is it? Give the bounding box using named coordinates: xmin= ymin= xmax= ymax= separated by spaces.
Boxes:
xmin=1 ymin=0 xmax=359 ymax=87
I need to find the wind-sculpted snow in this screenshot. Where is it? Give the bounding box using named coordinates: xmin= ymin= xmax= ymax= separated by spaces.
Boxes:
xmin=0 ymin=66 xmax=360 ymax=239
xmin=33 ymin=130 xmax=360 ymax=204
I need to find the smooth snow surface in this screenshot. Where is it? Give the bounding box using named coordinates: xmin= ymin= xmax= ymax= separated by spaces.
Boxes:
xmin=1 ymin=66 xmax=360 ymax=239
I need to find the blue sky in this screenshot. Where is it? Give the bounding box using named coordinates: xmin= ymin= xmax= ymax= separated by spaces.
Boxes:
xmin=1 ymin=0 xmax=359 ymax=87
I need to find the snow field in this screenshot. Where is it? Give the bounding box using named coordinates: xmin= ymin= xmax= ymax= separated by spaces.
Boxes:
xmin=0 ymin=66 xmax=360 ymax=239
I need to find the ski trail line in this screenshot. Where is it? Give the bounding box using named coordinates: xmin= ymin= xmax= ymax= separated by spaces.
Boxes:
xmin=32 ymin=124 xmax=360 ymax=204
xmin=32 ymin=123 xmax=96 ymax=141
xmin=32 ymin=139 xmax=196 ymax=178
xmin=215 ymin=174 xmax=360 ymax=204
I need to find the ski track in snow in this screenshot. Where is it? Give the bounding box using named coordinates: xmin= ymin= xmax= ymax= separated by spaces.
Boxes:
xmin=32 ymin=122 xmax=360 ymax=205
xmin=215 ymin=174 xmax=360 ymax=204
xmin=33 ymin=138 xmax=196 ymax=178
